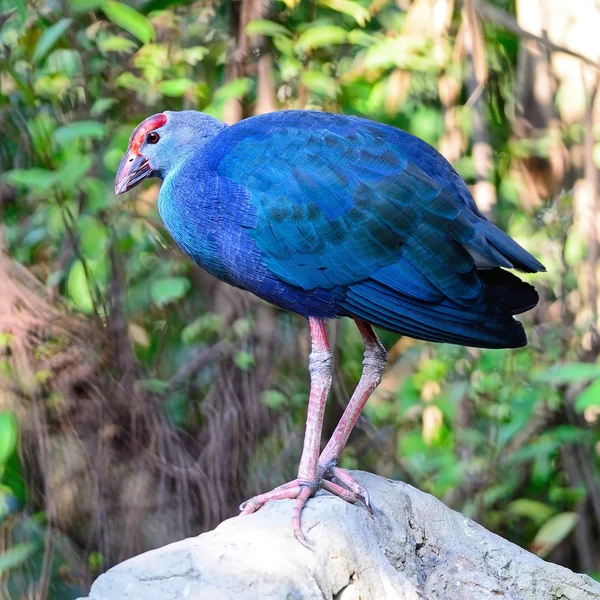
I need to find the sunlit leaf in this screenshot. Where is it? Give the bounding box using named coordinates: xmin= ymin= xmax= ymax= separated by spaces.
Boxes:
xmin=234 ymin=350 xmax=255 ymax=371
xmin=69 ymin=0 xmax=104 ymax=11
xmin=97 ymin=35 xmax=139 ymax=54
xmin=2 ymin=168 xmax=58 ymax=192
xmin=178 ymin=46 xmax=209 ymax=65
xmin=0 ymin=412 xmax=18 ymax=466
xmin=57 ymin=154 xmax=94 ymax=189
xmin=247 ymin=19 xmax=291 ymax=37
xmin=151 ymin=277 xmax=191 ymax=308
xmin=101 ymin=1 xmax=155 ymax=45
xmin=158 ymin=78 xmax=195 ymax=97
xmin=507 ymin=499 xmax=555 ymax=526
xmin=91 ymin=97 xmax=118 ymax=117
xmin=68 ymin=260 xmax=94 ymax=313
xmin=537 ymin=363 xmax=600 ymax=384
xmin=53 ymin=121 xmax=107 ymax=146
xmin=78 ymin=216 xmax=109 ymax=260
xmin=10 ymin=0 xmax=27 ymax=22
xmin=319 ymin=0 xmax=370 ymax=26
xmin=45 ymin=49 xmax=82 ymax=76
xmin=128 ymin=323 xmax=150 ymax=348
xmin=347 ymin=29 xmax=376 ymax=46
xmin=32 ymin=18 xmax=73 ymax=64
xmin=530 ymin=512 xmax=577 ymax=558
xmin=362 ymin=37 xmax=437 ymax=71
xmin=301 ymin=70 xmax=339 ymax=98
xmin=0 ymin=542 xmax=40 ymax=574
xmin=295 ymin=26 xmax=347 ymax=53
xmin=212 ymin=78 xmax=253 ymax=102
xmin=181 ymin=313 xmax=222 ymax=344
xmin=574 ymin=379 xmax=600 ymax=413
xmin=262 ymin=390 xmax=288 ymax=409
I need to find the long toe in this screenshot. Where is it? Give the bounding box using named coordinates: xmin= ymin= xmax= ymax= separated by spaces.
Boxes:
xmin=239 ymin=480 xmax=301 ymax=514
xmin=326 ymin=466 xmax=372 ymax=512
xmin=238 ymin=472 xmax=366 ymax=546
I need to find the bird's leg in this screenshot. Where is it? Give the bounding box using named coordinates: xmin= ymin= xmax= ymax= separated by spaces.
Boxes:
xmin=297 ymin=316 xmax=332 ymax=484
xmin=318 ymin=319 xmax=387 ymax=507
xmin=242 ymin=317 xmax=363 ymax=546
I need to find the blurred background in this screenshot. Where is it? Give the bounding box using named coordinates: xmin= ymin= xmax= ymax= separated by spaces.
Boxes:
xmin=1 ymin=0 xmax=600 ymax=597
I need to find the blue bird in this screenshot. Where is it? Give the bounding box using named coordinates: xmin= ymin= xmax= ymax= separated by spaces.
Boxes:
xmin=115 ymin=110 xmax=545 ymax=545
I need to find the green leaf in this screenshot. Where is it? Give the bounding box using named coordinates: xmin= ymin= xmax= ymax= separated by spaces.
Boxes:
xmin=45 ymin=49 xmax=83 ymax=77
xmin=0 ymin=412 xmax=18 ymax=466
xmin=56 ymin=154 xmax=93 ymax=189
xmin=537 ymin=363 xmax=600 ymax=384
xmin=150 ymin=277 xmax=191 ymax=308
xmin=295 ymin=26 xmax=347 ymax=53
xmin=0 ymin=541 xmax=41 ymax=574
xmin=10 ymin=0 xmax=27 ymax=22
xmin=234 ymin=351 xmax=255 ymax=371
xmin=97 ymin=35 xmax=139 ymax=54
xmin=68 ymin=260 xmax=94 ymax=313
xmin=32 ymin=18 xmax=73 ymax=64
xmin=69 ymin=0 xmax=105 ymax=11
xmin=319 ymin=0 xmax=370 ymax=26
xmin=574 ymin=379 xmax=600 ymax=413
xmin=135 ymin=379 xmax=170 ymax=394
xmin=246 ymin=19 xmax=291 ymax=38
xmin=530 ymin=512 xmax=578 ymax=558
xmin=181 ymin=314 xmax=223 ymax=344
xmin=158 ymin=78 xmax=195 ymax=97
xmin=507 ymin=499 xmax=555 ymax=526
xmin=179 ymin=46 xmax=209 ymax=65
xmin=2 ymin=168 xmax=58 ymax=192
xmin=53 ymin=121 xmax=107 ymax=146
xmin=213 ymin=78 xmax=253 ymax=102
xmin=78 ymin=216 xmax=109 ymax=260
xmin=91 ymin=98 xmax=118 ymax=117
xmin=261 ymin=390 xmax=288 ymax=410
xmin=301 ymin=70 xmax=339 ymax=98
xmin=101 ymin=1 xmax=155 ymax=44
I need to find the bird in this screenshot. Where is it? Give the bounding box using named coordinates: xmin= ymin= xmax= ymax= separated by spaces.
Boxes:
xmin=115 ymin=109 xmax=545 ymax=546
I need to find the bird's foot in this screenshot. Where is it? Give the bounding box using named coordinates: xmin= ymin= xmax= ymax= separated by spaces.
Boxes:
xmin=238 ymin=465 xmax=371 ymax=547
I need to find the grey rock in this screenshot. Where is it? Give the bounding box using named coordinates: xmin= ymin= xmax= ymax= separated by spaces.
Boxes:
xmin=79 ymin=472 xmax=600 ymax=600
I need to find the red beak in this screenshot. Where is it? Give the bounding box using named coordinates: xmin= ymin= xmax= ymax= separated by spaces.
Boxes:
xmin=114 ymin=149 xmax=153 ymax=195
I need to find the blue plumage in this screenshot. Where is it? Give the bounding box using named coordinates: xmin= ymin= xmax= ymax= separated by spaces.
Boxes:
xmin=135 ymin=110 xmax=545 ymax=348
xmin=114 ymin=108 xmax=547 ymax=532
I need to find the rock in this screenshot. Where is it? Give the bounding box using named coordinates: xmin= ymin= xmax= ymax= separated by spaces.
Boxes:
xmin=79 ymin=472 xmax=600 ymax=600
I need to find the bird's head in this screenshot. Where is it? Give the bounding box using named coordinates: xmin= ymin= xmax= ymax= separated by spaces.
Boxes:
xmin=114 ymin=110 xmax=225 ymax=195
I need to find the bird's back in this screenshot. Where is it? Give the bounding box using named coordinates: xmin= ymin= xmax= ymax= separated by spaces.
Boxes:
xmin=160 ymin=110 xmax=544 ymax=349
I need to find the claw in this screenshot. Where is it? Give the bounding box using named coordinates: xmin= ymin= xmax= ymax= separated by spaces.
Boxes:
xmin=292 ymin=486 xmax=314 ymax=549
xmin=239 ymin=481 xmax=301 ymax=515
xmin=238 ymin=469 xmax=372 ymax=546
xmin=330 ymin=466 xmax=373 ymax=512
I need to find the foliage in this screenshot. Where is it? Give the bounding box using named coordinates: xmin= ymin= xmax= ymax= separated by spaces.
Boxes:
xmin=1 ymin=0 xmax=599 ymax=596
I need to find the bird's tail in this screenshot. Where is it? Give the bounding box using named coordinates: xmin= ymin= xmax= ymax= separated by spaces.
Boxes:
xmin=342 ymin=267 xmax=538 ymax=349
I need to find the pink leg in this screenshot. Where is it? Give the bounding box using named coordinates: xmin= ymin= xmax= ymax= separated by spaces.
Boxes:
xmin=240 ymin=317 xmax=334 ymax=546
xmin=297 ymin=317 xmax=332 ymax=483
xmin=319 ymin=319 xmax=387 ymax=506
xmin=239 ymin=318 xmax=384 ymax=545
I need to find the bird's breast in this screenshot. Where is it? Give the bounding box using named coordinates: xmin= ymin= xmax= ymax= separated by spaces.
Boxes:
xmin=157 ymin=171 xmax=262 ymax=288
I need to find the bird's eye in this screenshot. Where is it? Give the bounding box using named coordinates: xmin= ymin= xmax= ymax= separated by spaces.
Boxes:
xmin=146 ymin=131 xmax=160 ymax=144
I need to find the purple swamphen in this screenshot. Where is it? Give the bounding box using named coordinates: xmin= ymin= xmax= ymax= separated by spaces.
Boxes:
xmin=115 ymin=110 xmax=545 ymax=545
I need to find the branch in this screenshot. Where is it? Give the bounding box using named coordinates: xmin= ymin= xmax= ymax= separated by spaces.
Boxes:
xmin=168 ymin=339 xmax=233 ymax=388
xmin=583 ymin=71 xmax=600 ymax=350
xmin=458 ymin=0 xmax=600 ymax=70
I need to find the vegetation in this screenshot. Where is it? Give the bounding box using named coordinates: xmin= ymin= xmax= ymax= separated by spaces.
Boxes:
xmin=1 ymin=0 xmax=599 ymax=596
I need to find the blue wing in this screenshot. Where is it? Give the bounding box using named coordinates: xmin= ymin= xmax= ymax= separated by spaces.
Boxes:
xmin=202 ymin=111 xmax=544 ymax=348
